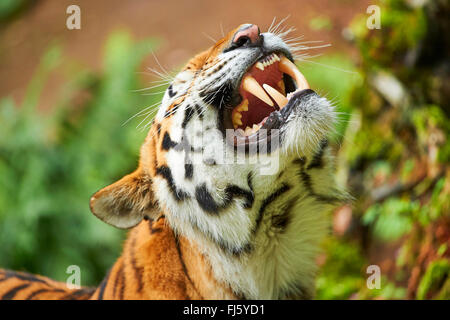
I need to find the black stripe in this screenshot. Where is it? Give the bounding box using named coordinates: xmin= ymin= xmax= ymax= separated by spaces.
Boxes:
xmin=167 ymin=84 xmax=177 ymax=98
xmin=119 ymin=265 xmax=125 ymax=300
xmin=62 ymin=287 xmax=94 ymax=300
xmin=224 ymin=184 xmax=254 ymax=209
xmin=97 ymin=269 xmax=112 ymax=300
xmin=25 ymin=288 xmax=50 ymax=300
xmin=156 ymin=166 xmax=190 ymax=201
xmin=307 ymin=139 xmax=328 ymax=170
xmin=182 ymin=105 xmax=195 ymax=128
xmin=112 ymin=262 xmax=124 ymax=299
xmin=0 ymin=270 xmax=47 ymax=285
xmin=129 ymin=238 xmax=144 ymax=293
xmin=195 ymin=183 xmax=254 ymax=214
xmin=174 ymin=234 xmax=198 ymax=299
xmin=247 ymin=172 xmax=254 ymax=192
xmin=184 ymin=163 xmax=193 ymax=179
xmin=164 ymin=104 xmax=179 ymax=118
xmin=186 ymin=214 xmax=253 ymax=257
xmin=148 ymin=219 xmax=163 ymax=234
xmin=161 ymin=132 xmax=178 ymax=150
xmin=156 ymin=123 xmax=161 ymax=137
xmin=253 ymin=183 xmax=291 ymax=235
xmin=199 ymin=81 xmax=233 ymax=109
xmin=2 ymin=283 xmax=30 ymax=300
xmin=298 ymin=161 xmax=342 ymax=204
xmin=194 ymin=104 xmax=204 ymax=120
xmin=195 ymin=184 xmax=219 ymax=213
xmin=272 ymin=198 xmax=296 ymax=231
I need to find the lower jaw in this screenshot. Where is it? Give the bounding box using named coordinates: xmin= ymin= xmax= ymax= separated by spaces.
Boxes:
xmin=225 ymin=89 xmax=317 ymax=151
xmin=227 ymin=54 xmax=311 ymax=141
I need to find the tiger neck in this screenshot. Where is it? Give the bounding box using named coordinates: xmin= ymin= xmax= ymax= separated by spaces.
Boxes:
xmin=110 ymin=217 xmax=237 ymax=300
xmin=168 ymin=162 xmax=332 ymax=300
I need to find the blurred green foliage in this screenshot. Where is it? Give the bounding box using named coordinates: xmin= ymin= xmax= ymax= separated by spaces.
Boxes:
xmin=0 ymin=0 xmax=30 ymax=23
xmin=316 ymin=0 xmax=449 ymax=300
xmin=0 ymin=31 xmax=160 ymax=285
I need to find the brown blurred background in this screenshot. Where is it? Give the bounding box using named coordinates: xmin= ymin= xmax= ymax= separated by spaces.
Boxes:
xmin=0 ymin=0 xmax=369 ymax=110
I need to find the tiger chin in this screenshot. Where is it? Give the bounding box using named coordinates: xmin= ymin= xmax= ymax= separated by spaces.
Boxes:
xmin=0 ymin=23 xmax=346 ymax=300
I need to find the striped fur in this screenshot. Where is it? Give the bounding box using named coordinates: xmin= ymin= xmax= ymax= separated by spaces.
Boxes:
xmin=0 ymin=23 xmax=346 ymax=300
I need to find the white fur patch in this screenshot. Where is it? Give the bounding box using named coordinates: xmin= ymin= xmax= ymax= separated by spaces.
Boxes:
xmin=150 ymin=32 xmax=343 ymax=299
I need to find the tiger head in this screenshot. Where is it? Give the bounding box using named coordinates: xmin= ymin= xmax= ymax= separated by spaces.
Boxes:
xmin=90 ymin=24 xmax=344 ymax=299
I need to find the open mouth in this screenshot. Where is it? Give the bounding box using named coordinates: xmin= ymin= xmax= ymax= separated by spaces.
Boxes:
xmin=225 ymin=53 xmax=311 ymax=146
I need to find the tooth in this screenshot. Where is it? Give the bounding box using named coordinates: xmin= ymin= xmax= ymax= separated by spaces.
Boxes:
xmin=236 ymin=99 xmax=249 ymax=112
xmin=242 ymin=75 xmax=274 ymax=107
xmin=263 ymin=84 xmax=289 ymax=109
xmin=252 ymin=124 xmax=260 ymax=131
xmin=274 ymin=54 xmax=280 ymax=61
xmin=256 ymin=62 xmax=264 ymax=71
xmin=233 ymin=112 xmax=242 ymax=121
xmin=244 ymin=126 xmax=253 ymax=135
xmin=279 ymin=56 xmax=310 ymax=90
xmin=277 ymin=80 xmax=285 ymax=95
xmin=232 ymin=111 xmax=242 ymax=128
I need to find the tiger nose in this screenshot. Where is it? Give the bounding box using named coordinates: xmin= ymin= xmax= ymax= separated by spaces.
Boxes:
xmin=232 ymin=24 xmax=261 ymax=46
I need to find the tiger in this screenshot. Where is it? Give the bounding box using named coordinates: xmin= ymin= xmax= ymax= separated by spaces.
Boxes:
xmin=0 ymin=23 xmax=346 ymax=300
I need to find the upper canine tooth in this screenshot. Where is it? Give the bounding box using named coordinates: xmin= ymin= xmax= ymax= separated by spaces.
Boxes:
xmin=263 ymin=84 xmax=288 ymax=109
xmin=256 ymin=62 xmax=264 ymax=71
xmin=279 ymin=56 xmax=310 ymax=90
xmin=242 ymin=75 xmax=274 ymax=107
xmin=277 ymin=79 xmax=285 ymax=95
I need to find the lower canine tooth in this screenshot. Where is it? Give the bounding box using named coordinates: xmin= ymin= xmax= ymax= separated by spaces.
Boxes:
xmin=242 ymin=75 xmax=274 ymax=107
xmin=263 ymin=84 xmax=288 ymax=109
xmin=279 ymin=56 xmax=310 ymax=90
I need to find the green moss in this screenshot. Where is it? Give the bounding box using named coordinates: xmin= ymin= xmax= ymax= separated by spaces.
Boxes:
xmin=316 ymin=239 xmax=367 ymax=299
xmin=417 ymin=259 xmax=450 ymax=300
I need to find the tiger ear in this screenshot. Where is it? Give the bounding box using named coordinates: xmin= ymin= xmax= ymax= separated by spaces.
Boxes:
xmin=89 ymin=168 xmax=158 ymax=229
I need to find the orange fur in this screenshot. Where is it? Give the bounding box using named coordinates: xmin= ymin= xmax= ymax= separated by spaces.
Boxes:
xmin=0 ymin=27 xmax=244 ymax=300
